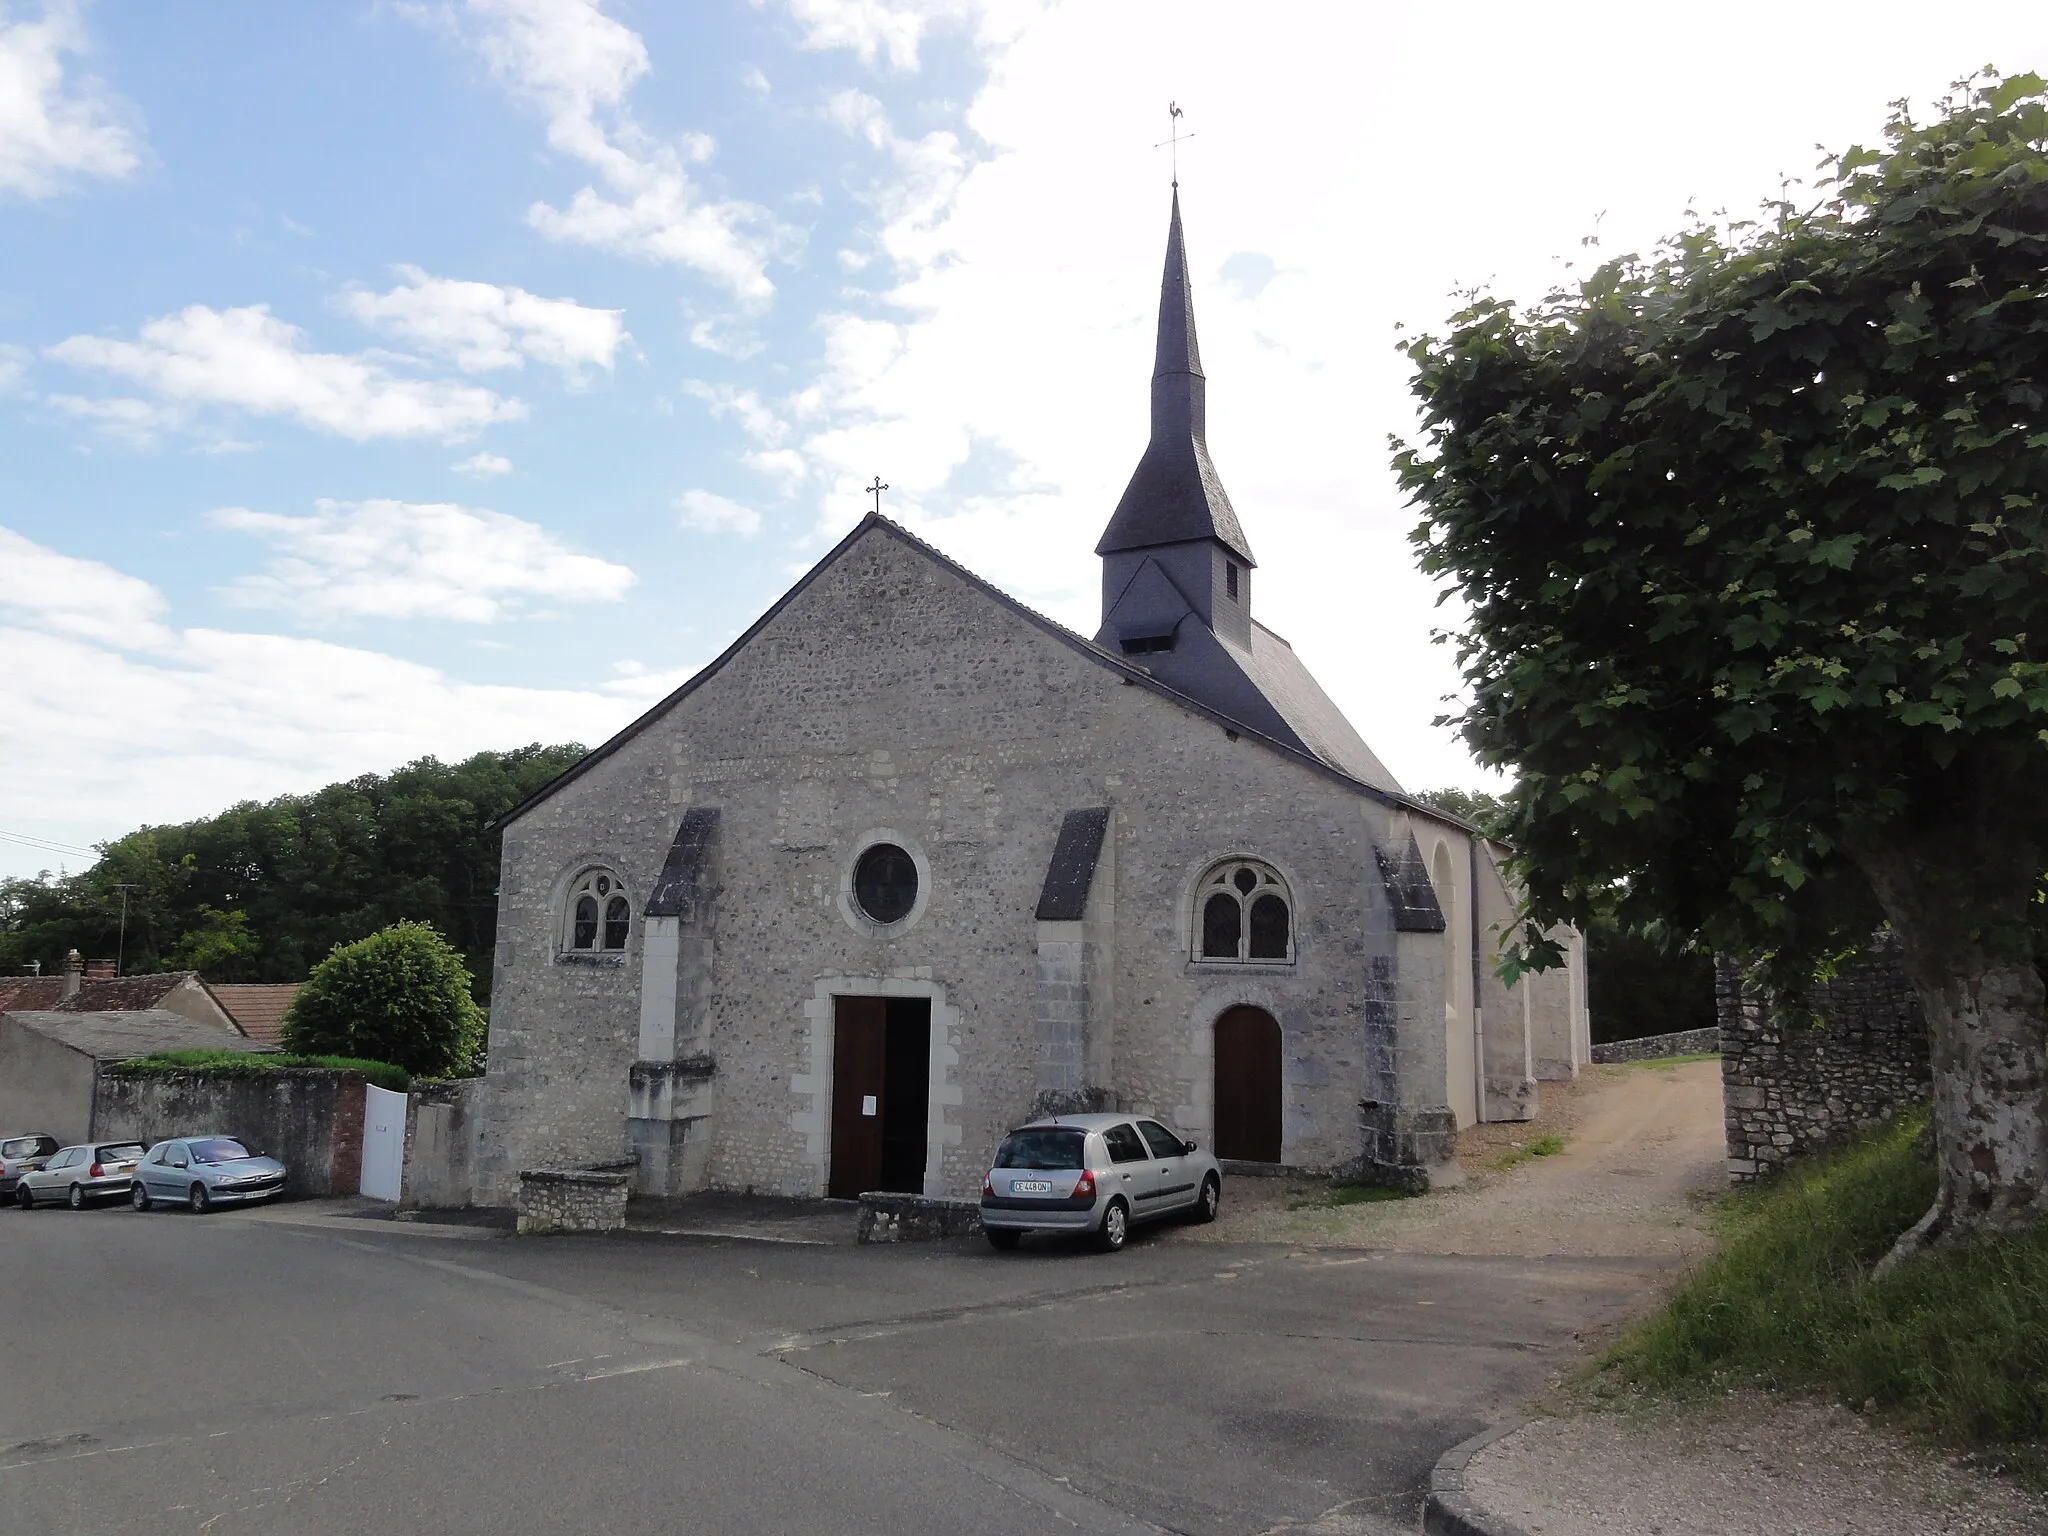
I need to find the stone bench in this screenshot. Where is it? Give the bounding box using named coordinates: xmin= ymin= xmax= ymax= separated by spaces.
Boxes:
xmin=516 ymin=1164 xmax=632 ymax=1235
xmin=856 ymin=1191 xmax=982 ymax=1244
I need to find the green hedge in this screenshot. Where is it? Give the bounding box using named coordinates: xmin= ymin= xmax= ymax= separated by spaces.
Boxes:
xmin=107 ymin=1049 xmax=410 ymax=1094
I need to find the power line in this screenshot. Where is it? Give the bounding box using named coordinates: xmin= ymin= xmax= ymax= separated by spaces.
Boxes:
xmin=0 ymin=828 xmax=101 ymax=860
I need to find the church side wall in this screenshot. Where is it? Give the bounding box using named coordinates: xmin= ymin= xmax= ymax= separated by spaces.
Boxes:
xmin=477 ymin=529 xmax=1423 ymax=1201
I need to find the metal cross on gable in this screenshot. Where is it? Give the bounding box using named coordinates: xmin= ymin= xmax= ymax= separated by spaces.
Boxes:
xmin=866 ymin=476 xmax=889 ymax=516
xmin=1154 ymin=101 xmax=1194 ymax=186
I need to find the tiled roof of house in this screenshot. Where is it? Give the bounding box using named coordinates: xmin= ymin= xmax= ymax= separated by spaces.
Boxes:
xmin=0 ymin=977 xmax=64 ymax=1012
xmin=2 ymin=1008 xmax=258 ymax=1062
xmin=59 ymin=972 xmax=202 ymax=1013
xmin=207 ymin=984 xmax=301 ymax=1047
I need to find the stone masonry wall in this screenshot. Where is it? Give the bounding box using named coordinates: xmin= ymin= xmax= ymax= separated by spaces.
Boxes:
xmin=93 ymin=1068 xmax=368 ymax=1195
xmin=515 ymin=1167 xmax=628 ymax=1234
xmin=1719 ymin=936 xmax=1930 ymax=1182
xmin=1591 ymin=1027 xmax=1719 ymax=1064
xmin=478 ymin=525 xmax=1468 ymax=1203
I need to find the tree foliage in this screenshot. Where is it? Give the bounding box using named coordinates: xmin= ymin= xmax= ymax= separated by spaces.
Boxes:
xmin=281 ymin=921 xmax=484 ymax=1078
xmin=1398 ymin=73 xmax=2048 ymax=1250
xmin=0 ymin=745 xmax=582 ymax=1001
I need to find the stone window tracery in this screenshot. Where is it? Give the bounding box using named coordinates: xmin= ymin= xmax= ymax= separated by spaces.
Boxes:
xmin=564 ymin=868 xmax=631 ymax=955
xmin=1192 ymin=859 xmax=1293 ymax=963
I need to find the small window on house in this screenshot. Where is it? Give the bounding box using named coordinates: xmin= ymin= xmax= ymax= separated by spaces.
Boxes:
xmin=1191 ymin=859 xmax=1294 ymax=964
xmin=564 ymin=869 xmax=631 ymax=954
xmin=1226 ymin=562 xmax=1239 ymax=600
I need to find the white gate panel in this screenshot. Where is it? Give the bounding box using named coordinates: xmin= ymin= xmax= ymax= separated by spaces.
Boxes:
xmin=359 ymin=1083 xmax=405 ymax=1201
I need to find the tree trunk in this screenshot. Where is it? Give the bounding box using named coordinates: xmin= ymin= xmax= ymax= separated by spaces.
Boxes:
xmin=1848 ymin=812 xmax=2048 ymax=1273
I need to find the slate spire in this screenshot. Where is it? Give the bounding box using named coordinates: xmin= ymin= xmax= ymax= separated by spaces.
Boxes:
xmin=1095 ymin=189 xmax=1254 ymax=564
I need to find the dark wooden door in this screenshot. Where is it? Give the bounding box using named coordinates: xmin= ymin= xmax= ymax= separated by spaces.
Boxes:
xmin=1214 ymin=1006 xmax=1282 ymax=1162
xmin=829 ymin=996 xmax=887 ymax=1198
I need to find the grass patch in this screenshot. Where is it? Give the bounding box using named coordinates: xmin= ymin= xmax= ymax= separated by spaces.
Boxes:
xmin=1490 ymin=1132 xmax=1566 ymax=1171
xmin=1603 ymin=1109 xmax=2048 ymax=1474
xmin=1611 ymin=1052 xmax=1721 ymax=1070
xmin=1287 ymin=1180 xmax=1419 ymax=1211
xmin=109 ymin=1049 xmax=410 ymax=1094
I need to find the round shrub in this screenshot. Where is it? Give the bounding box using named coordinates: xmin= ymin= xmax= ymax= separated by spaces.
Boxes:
xmin=281 ymin=921 xmax=484 ymax=1077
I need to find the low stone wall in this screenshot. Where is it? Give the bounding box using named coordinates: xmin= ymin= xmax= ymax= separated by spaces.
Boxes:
xmin=856 ymin=1191 xmax=982 ymax=1243
xmin=92 ymin=1068 xmax=367 ymax=1196
xmin=1357 ymin=1101 xmax=1463 ymax=1192
xmin=1719 ymin=936 xmax=1930 ymax=1182
xmin=1591 ymin=1027 xmax=1719 ymax=1064
xmin=516 ymin=1165 xmax=630 ymax=1234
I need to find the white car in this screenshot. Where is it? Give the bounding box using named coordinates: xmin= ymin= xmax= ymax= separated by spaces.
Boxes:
xmin=15 ymin=1141 xmax=147 ymax=1209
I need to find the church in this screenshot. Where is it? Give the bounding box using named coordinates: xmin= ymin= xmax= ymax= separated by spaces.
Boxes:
xmin=471 ymin=193 xmax=1590 ymax=1206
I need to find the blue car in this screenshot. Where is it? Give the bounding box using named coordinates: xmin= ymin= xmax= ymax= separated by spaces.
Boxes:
xmin=130 ymin=1136 xmax=288 ymax=1213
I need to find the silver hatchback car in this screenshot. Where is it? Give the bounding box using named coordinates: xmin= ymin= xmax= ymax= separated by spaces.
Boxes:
xmin=979 ymin=1113 xmax=1221 ymax=1252
xmin=130 ymin=1136 xmax=287 ymax=1212
xmin=14 ymin=1141 xmax=147 ymax=1209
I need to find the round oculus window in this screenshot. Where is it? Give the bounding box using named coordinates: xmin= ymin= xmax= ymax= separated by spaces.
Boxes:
xmin=852 ymin=843 xmax=919 ymax=925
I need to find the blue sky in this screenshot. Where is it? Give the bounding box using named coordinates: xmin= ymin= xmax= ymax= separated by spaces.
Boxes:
xmin=3 ymin=0 xmax=2045 ymax=877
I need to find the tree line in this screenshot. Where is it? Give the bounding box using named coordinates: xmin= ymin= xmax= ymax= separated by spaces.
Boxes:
xmin=0 ymin=744 xmax=585 ymax=1002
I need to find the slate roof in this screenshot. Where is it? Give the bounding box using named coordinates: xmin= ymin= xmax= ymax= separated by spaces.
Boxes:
xmin=1034 ymin=808 xmax=1111 ymax=921
xmin=0 ymin=977 xmax=62 ymax=1012
xmin=1095 ymin=190 xmax=1255 ymax=565
xmin=209 ymin=984 xmax=301 ymax=1046
xmin=647 ymin=808 xmax=720 ymax=919
xmin=3 ymin=1008 xmax=260 ymax=1062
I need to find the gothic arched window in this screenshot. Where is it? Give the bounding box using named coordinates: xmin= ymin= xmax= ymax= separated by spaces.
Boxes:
xmin=1192 ymin=860 xmax=1293 ymax=963
xmin=564 ymin=869 xmax=631 ymax=955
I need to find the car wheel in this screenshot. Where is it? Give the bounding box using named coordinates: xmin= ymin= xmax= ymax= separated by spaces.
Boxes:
xmin=985 ymin=1227 xmax=1021 ymax=1251
xmin=1193 ymin=1174 xmax=1221 ymax=1224
xmin=188 ymin=1183 xmax=211 ymax=1214
xmin=17 ymin=1185 xmax=33 ymax=1210
xmin=1093 ymin=1198 xmax=1130 ymax=1253
xmin=132 ymin=1183 xmax=152 ymax=1212
xmin=68 ymin=1183 xmax=85 ymax=1211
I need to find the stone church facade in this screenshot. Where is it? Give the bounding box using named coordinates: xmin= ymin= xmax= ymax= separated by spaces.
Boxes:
xmin=472 ymin=194 xmax=1589 ymax=1205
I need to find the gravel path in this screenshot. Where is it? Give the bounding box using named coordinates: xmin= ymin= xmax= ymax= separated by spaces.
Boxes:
xmin=1464 ymin=1394 xmax=2048 ymax=1535
xmin=1184 ymin=1059 xmax=1725 ymax=1259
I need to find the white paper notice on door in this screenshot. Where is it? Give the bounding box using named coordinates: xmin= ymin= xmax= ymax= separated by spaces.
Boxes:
xmin=862 ymin=1095 xmax=878 ymax=1116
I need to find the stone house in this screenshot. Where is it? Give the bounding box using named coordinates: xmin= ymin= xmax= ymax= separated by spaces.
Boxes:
xmin=473 ymin=193 xmax=1590 ymax=1205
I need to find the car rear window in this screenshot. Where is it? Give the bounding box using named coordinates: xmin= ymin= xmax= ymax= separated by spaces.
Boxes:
xmin=188 ymin=1139 xmax=251 ymax=1164
xmin=96 ymin=1144 xmax=146 ymax=1161
xmin=2 ymin=1138 xmax=40 ymax=1158
xmin=993 ymin=1129 xmax=1086 ymax=1171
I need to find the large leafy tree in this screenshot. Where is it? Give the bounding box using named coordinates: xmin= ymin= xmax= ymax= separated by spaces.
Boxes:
xmin=0 ymin=744 xmax=583 ymax=1001
xmin=1398 ymin=74 xmax=2048 ymax=1263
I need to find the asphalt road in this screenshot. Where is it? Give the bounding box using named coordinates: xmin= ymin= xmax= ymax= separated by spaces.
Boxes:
xmin=0 ymin=1199 xmax=1659 ymax=1535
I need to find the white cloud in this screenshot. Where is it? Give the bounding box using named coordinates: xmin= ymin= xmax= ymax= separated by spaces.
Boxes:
xmin=451 ymin=0 xmax=786 ymax=303
xmin=0 ymin=0 xmax=143 ymax=198
xmin=453 ymin=450 xmax=513 ymax=476
xmin=0 ymin=525 xmax=172 ymax=649
xmin=675 ymin=489 xmax=763 ymax=537
xmin=47 ymin=304 xmax=526 ymax=441
xmin=0 ymin=526 xmax=647 ymax=850
xmin=0 ymin=342 xmax=31 ymax=393
xmin=209 ymin=498 xmax=637 ymax=623
xmin=772 ymin=0 xmax=1021 ymax=72
xmin=341 ymin=265 xmax=626 ymax=380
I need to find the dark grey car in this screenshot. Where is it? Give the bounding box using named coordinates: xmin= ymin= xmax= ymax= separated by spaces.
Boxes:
xmin=0 ymin=1133 xmax=60 ymax=1198
xmin=131 ymin=1137 xmax=287 ymax=1212
xmin=979 ymin=1113 xmax=1221 ymax=1252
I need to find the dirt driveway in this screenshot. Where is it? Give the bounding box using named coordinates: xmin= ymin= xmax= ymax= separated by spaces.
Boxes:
xmin=1188 ymin=1058 xmax=1727 ymax=1260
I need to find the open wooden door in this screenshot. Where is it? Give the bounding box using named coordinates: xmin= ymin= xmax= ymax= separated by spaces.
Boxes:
xmin=828 ymin=996 xmax=887 ymax=1199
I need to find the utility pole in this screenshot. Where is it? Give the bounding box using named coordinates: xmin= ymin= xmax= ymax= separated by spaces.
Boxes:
xmin=110 ymin=884 xmax=138 ymax=976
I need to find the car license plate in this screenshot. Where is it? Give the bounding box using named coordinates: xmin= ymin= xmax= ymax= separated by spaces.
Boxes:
xmin=1011 ymin=1180 xmax=1052 ymax=1194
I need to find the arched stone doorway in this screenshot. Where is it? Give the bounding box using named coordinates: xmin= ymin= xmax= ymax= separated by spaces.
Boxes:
xmin=1213 ymin=1005 xmax=1282 ymax=1162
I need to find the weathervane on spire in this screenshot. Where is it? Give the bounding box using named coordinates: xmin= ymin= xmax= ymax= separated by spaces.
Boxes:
xmin=866 ymin=476 xmax=889 ymax=516
xmin=1155 ymin=101 xmax=1193 ymax=186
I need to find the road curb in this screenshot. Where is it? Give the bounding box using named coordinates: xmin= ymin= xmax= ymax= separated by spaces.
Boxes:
xmin=1423 ymin=1420 xmax=1536 ymax=1536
